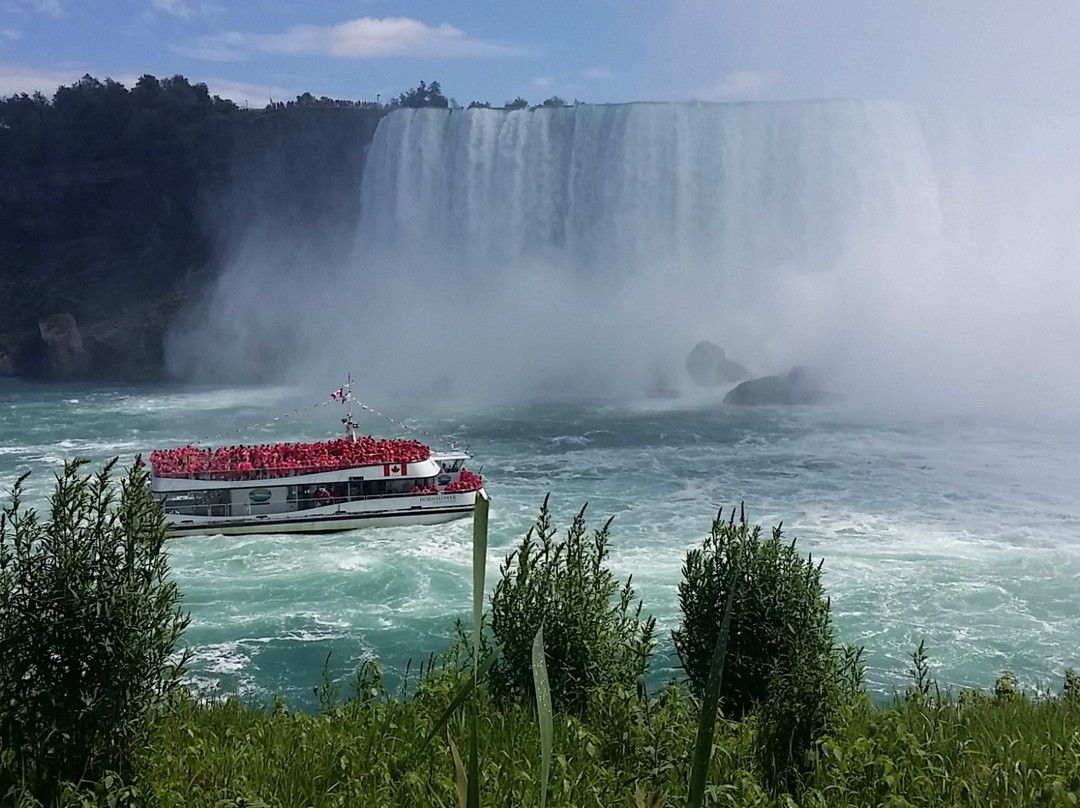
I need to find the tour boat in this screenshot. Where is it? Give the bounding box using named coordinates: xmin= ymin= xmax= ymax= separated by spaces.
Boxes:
xmin=148 ymin=392 xmax=483 ymax=537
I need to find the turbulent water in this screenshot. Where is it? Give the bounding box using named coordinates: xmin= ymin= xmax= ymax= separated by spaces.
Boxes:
xmin=2 ymin=378 xmax=1079 ymax=708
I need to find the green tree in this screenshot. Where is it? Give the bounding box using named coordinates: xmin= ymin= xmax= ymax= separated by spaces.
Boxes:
xmin=0 ymin=458 xmax=191 ymax=799
xmin=503 ymin=96 xmax=528 ymax=110
xmin=394 ymin=80 xmax=450 ymax=109
xmin=489 ymin=497 xmax=656 ymax=715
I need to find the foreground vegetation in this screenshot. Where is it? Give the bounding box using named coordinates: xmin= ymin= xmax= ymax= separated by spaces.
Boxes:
xmin=4 ymin=667 xmax=1078 ymax=807
xmin=3 ymin=461 xmax=1080 ymax=806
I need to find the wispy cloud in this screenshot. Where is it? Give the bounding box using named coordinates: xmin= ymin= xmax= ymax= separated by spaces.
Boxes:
xmin=693 ymin=70 xmax=779 ymax=101
xmin=0 ymin=63 xmax=139 ymax=96
xmin=530 ymin=76 xmax=553 ymax=90
xmin=152 ymin=0 xmax=193 ymax=19
xmin=2 ymin=0 xmax=63 ymax=16
xmin=175 ymin=16 xmax=524 ymax=62
xmin=202 ymin=77 xmax=297 ymax=107
xmin=581 ymin=67 xmax=614 ymax=81
xmin=1 ymin=28 xmax=22 ymax=40
xmin=150 ymin=0 xmax=222 ymax=21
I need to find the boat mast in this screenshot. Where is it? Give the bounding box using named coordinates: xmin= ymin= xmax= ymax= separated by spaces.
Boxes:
xmin=341 ymin=374 xmax=358 ymax=441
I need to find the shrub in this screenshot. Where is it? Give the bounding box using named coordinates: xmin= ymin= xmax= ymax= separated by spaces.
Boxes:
xmin=489 ymin=497 xmax=656 ymax=715
xmin=1065 ymin=668 xmax=1080 ymax=702
xmin=0 ymin=458 xmax=190 ymax=798
xmin=672 ymin=507 xmax=844 ymax=790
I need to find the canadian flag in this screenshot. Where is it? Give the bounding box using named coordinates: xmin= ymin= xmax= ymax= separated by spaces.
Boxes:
xmin=330 ymin=388 xmax=345 ymax=401
xmin=384 ymin=463 xmax=407 ymax=477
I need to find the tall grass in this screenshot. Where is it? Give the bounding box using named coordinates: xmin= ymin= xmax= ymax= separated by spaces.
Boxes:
xmin=79 ymin=678 xmax=1077 ymax=807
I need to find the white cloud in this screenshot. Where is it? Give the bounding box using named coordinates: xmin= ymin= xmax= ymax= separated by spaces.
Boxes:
xmin=0 ymin=63 xmax=140 ymax=96
xmin=530 ymin=76 xmax=553 ymax=90
xmin=693 ymin=70 xmax=778 ymax=101
xmin=2 ymin=0 xmax=62 ymax=15
xmin=201 ymin=77 xmax=297 ymax=107
xmin=581 ymin=67 xmax=614 ymax=81
xmin=152 ymin=0 xmax=192 ymax=19
xmin=150 ymin=0 xmax=222 ymax=21
xmin=1 ymin=28 xmax=22 ymax=40
xmin=30 ymin=0 xmax=61 ymax=15
xmin=175 ymin=16 xmax=523 ymax=62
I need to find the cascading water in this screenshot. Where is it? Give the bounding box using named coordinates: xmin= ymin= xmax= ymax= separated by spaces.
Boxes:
xmin=174 ymin=101 xmax=1080 ymax=413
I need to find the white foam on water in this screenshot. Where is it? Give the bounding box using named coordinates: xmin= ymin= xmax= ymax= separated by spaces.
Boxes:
xmin=4 ymin=383 xmax=1080 ymax=704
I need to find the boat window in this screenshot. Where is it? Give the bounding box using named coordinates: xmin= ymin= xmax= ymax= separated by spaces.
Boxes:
xmin=362 ymin=480 xmax=387 ymax=497
xmin=160 ymin=489 xmax=229 ymax=517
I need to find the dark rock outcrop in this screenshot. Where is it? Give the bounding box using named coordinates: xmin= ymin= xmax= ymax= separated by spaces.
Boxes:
xmin=685 ymin=340 xmax=750 ymax=387
xmin=723 ymin=366 xmax=833 ymax=406
xmin=81 ymin=295 xmax=186 ymax=381
xmin=37 ymin=313 xmax=88 ymax=380
xmin=15 ymin=296 xmax=184 ymax=381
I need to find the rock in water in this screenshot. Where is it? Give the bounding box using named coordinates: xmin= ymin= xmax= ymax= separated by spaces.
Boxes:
xmin=685 ymin=340 xmax=750 ymax=387
xmin=723 ymin=367 xmax=832 ymax=406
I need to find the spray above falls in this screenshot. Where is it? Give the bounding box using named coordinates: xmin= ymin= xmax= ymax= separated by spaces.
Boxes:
xmin=169 ymin=101 xmax=1080 ymax=415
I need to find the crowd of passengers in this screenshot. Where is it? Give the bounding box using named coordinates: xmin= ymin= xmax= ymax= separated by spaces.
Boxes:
xmin=150 ymin=438 xmax=431 ymax=480
xmin=444 ymin=469 xmax=483 ymax=493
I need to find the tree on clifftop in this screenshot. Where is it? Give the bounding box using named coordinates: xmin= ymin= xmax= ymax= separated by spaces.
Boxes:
xmin=393 ymin=80 xmax=449 ymax=108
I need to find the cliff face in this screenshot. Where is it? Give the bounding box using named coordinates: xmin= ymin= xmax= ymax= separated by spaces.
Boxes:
xmin=0 ymin=106 xmax=385 ymax=381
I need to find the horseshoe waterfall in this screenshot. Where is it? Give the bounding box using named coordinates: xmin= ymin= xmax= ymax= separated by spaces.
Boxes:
xmin=172 ymin=100 xmax=1080 ymax=412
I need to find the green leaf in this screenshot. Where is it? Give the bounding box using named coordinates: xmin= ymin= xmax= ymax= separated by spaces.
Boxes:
xmin=473 ymin=489 xmax=490 ymax=672
xmin=688 ymin=569 xmax=737 ymax=808
xmin=532 ymin=625 xmax=553 ymax=808
xmin=467 ymin=699 xmax=480 ymax=808
xmin=422 ymin=648 xmax=500 ymax=748
xmin=447 ymin=729 xmax=468 ymax=808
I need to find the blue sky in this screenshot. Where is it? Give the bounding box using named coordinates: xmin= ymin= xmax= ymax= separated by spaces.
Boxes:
xmin=2 ymin=1 xmax=1080 ymax=106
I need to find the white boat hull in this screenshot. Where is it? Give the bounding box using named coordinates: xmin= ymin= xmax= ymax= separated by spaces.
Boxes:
xmin=164 ymin=490 xmax=481 ymax=537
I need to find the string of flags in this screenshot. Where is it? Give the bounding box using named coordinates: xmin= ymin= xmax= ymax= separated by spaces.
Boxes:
xmin=353 ymin=400 xmax=462 ymax=450
xmin=188 ymin=384 xmax=461 ymax=450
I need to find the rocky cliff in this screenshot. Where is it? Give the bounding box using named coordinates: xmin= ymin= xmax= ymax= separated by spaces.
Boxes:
xmin=0 ymin=106 xmax=385 ymax=381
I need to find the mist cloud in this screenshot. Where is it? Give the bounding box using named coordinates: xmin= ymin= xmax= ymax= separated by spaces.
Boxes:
xmin=650 ymin=1 xmax=1080 ymax=104
xmin=168 ymin=102 xmax=1080 ymax=419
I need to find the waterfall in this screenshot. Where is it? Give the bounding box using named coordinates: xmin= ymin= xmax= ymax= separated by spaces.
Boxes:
xmin=173 ymin=101 xmax=1080 ymax=413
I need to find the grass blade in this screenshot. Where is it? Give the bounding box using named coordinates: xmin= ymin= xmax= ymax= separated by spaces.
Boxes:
xmin=687 ymin=571 xmax=738 ymax=808
xmin=467 ymin=699 xmax=480 ymax=808
xmin=473 ymin=489 xmax=490 ymax=671
xmin=447 ymin=729 xmax=468 ymax=808
xmin=422 ymin=648 xmax=500 ymax=748
xmin=532 ymin=625 xmax=553 ymax=808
